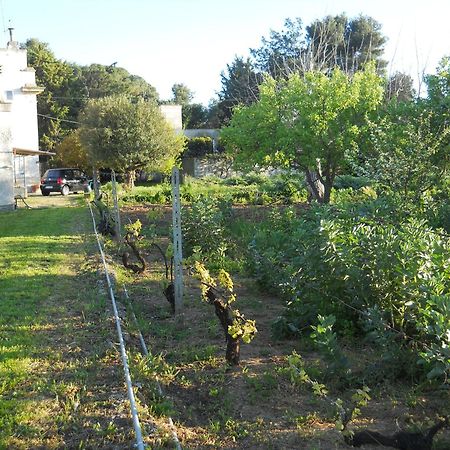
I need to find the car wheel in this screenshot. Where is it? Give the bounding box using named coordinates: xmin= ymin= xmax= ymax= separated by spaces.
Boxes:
xmin=61 ymin=185 xmax=70 ymax=196
xmin=41 ymin=191 xmax=50 ymax=196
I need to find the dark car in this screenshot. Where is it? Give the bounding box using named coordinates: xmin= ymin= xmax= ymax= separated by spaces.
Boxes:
xmin=40 ymin=168 xmax=89 ymax=196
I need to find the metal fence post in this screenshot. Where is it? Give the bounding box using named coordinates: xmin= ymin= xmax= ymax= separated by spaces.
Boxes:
xmin=92 ymin=167 xmax=100 ymax=198
xmin=111 ymin=170 xmax=121 ymax=240
xmin=171 ymin=167 xmax=184 ymax=318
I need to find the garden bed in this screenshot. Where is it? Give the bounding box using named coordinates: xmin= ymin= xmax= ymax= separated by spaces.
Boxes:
xmin=114 ymin=204 xmax=450 ymax=449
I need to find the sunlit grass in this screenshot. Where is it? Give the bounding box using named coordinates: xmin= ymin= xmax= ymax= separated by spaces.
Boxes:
xmin=0 ymin=206 xmax=90 ymax=447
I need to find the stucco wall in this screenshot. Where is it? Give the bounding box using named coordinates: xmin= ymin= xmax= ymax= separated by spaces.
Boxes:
xmin=0 ymin=122 xmax=14 ymax=210
xmin=0 ymin=42 xmax=41 ymax=197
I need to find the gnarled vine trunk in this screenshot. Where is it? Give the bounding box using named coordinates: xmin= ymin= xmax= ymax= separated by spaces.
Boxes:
xmin=205 ymin=288 xmax=240 ymax=365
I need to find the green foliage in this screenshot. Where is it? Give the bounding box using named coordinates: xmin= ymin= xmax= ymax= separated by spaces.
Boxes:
xmin=182 ymin=196 xmax=231 ymax=260
xmin=310 ymin=315 xmax=348 ymax=374
xmin=171 ymin=83 xmax=193 ymax=106
xmin=335 ymin=386 xmax=371 ymax=434
xmin=333 ymin=175 xmax=372 ymax=190
xmin=124 ymin=219 xmax=142 ymax=236
xmin=26 ymin=40 xmax=159 ymax=151
xmin=217 ymin=56 xmax=262 ymax=124
xmin=247 ymin=199 xmax=450 ymax=381
xmin=194 ymin=262 xmax=257 ymax=345
xmin=121 ymin=173 xmax=308 ymax=206
xmin=52 ymin=130 xmax=90 ymax=170
xmin=284 ymin=351 xmax=328 ymax=397
xmin=26 ymin=39 xmax=77 ymax=150
xmin=228 ymin=310 xmax=257 ymax=344
xmin=184 ymin=136 xmax=214 ymax=157
xmin=222 ymin=65 xmax=384 ymax=203
xmin=79 ymin=95 xmax=185 ymax=180
xmin=360 ymin=102 xmax=449 ymax=198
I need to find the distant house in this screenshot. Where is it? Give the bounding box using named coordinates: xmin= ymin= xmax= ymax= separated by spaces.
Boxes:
xmin=0 ymin=33 xmax=51 ymax=210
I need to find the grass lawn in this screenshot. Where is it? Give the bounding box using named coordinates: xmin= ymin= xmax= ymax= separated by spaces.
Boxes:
xmin=0 ymin=196 xmax=139 ymax=448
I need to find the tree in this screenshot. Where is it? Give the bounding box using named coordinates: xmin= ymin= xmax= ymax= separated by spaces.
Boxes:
xmin=26 ymin=39 xmax=77 ymax=150
xmin=171 ymin=83 xmax=194 ymax=106
xmin=425 ymin=56 xmax=450 ymax=171
xmin=80 ymin=64 xmax=158 ymax=101
xmin=250 ymin=14 xmax=387 ymax=78
xmin=385 ymin=72 xmax=415 ymax=102
xmin=251 ymin=18 xmax=305 ymax=78
xmin=26 ymin=39 xmax=160 ymax=151
xmin=217 ymin=56 xmax=262 ymax=124
xmin=360 ymin=102 xmax=449 ymax=197
xmin=52 ymin=130 xmax=90 ymax=170
xmin=222 ymin=65 xmax=384 ymax=203
xmin=170 ymin=83 xmax=207 ymax=128
xmin=79 ymin=96 xmax=185 ymax=188
xmin=183 ymin=103 xmax=208 ymax=128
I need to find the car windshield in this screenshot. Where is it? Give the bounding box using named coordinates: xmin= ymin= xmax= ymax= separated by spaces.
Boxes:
xmin=44 ymin=170 xmax=63 ymax=178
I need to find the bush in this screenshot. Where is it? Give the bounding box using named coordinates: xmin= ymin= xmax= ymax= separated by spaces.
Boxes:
xmin=333 ymin=175 xmax=372 ymax=190
xmin=182 ymin=196 xmax=232 ymax=260
xmin=184 ymin=137 xmax=214 ymax=157
xmin=247 ymin=199 xmax=450 ymax=381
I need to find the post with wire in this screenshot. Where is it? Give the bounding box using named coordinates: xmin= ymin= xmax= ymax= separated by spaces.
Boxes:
xmin=171 ymin=166 xmax=184 ymax=321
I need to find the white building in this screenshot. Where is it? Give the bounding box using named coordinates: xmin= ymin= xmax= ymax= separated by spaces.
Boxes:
xmin=0 ymin=34 xmax=47 ymax=210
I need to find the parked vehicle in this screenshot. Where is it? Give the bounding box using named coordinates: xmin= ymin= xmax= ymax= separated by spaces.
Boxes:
xmin=40 ymin=168 xmax=89 ymax=196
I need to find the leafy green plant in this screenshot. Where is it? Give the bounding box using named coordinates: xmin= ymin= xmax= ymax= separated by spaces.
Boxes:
xmin=246 ymin=198 xmax=450 ymax=381
xmin=284 ymin=351 xmax=328 ymax=397
xmin=195 ymin=262 xmax=257 ymax=365
xmin=310 ymin=315 xmax=349 ymax=375
xmin=182 ymin=196 xmax=231 ymax=261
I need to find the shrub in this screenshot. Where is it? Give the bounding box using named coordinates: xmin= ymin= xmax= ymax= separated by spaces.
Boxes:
xmin=182 ymin=196 xmax=232 ymax=260
xmin=247 ymin=199 xmax=450 ymax=381
xmin=184 ymin=136 xmax=214 ymax=157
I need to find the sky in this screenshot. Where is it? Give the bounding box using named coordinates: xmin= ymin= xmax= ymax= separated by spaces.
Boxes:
xmin=1 ymin=0 xmax=449 ymax=105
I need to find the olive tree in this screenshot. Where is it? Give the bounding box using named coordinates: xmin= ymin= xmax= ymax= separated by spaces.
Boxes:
xmin=222 ymin=65 xmax=384 ymax=203
xmin=79 ymin=95 xmax=185 ymax=188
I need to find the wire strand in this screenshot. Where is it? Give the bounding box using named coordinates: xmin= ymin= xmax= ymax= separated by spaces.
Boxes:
xmin=37 ymin=113 xmax=80 ymax=124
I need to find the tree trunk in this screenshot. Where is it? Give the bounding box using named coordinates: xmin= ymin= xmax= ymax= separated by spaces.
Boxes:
xmin=305 ymin=169 xmax=326 ymax=203
xmin=125 ymin=170 xmax=135 ymax=190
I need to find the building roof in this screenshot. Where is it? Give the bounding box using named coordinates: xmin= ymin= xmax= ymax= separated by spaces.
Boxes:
xmin=13 ymin=147 xmax=55 ymax=156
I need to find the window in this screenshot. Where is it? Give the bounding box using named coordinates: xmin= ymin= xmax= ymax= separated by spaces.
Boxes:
xmin=5 ymin=90 xmax=13 ymax=101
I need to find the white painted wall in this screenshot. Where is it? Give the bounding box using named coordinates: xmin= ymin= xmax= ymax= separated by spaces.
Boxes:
xmin=0 ymin=41 xmax=41 ymax=208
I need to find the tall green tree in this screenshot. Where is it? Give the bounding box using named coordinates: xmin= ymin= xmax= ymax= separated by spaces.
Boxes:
xmin=26 ymin=39 xmax=77 ymax=150
xmin=80 ymin=64 xmax=158 ymax=101
xmin=217 ymin=56 xmax=262 ymax=124
xmin=222 ymin=65 xmax=384 ymax=203
xmin=170 ymin=83 xmax=208 ymax=128
xmin=250 ymin=14 xmax=387 ymax=78
xmin=79 ymin=96 xmax=185 ymax=188
xmin=171 ymin=83 xmax=194 ymax=106
xmin=306 ymin=14 xmax=387 ymax=73
xmin=26 ymin=39 xmax=160 ymax=152
xmin=250 ymin=18 xmax=305 ymax=78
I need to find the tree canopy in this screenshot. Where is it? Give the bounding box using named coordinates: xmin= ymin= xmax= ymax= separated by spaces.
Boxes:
xmin=25 ymin=39 xmax=159 ymax=151
xmin=216 ymin=14 xmax=387 ymax=127
xmin=79 ymin=96 xmax=185 ymax=187
xmin=222 ymin=64 xmax=385 ymax=203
